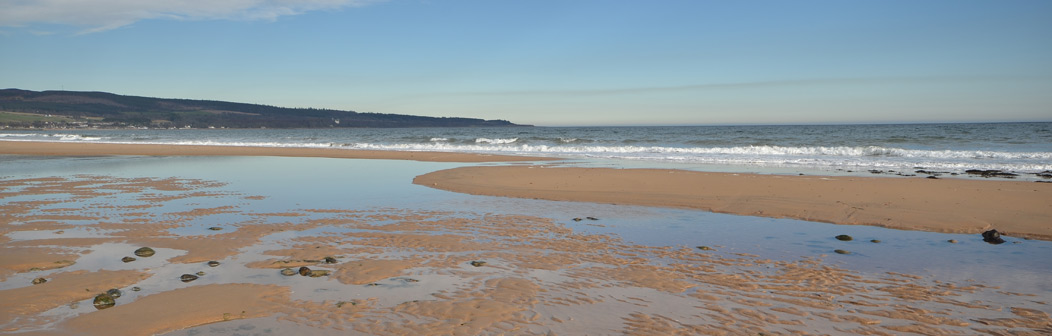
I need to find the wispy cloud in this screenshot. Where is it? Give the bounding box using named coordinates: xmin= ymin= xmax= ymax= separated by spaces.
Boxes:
xmin=0 ymin=0 xmax=384 ymax=34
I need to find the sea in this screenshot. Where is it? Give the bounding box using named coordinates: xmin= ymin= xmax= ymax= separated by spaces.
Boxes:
xmin=2 ymin=122 xmax=1051 ymax=179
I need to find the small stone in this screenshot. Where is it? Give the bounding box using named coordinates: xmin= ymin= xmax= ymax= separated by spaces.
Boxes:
xmin=308 ymin=270 xmax=330 ymax=277
xmin=106 ymin=288 xmax=122 ymax=299
xmin=93 ymin=294 xmax=116 ymax=309
xmin=298 ymin=266 xmax=312 ymax=276
xmin=208 ymin=227 xmax=223 ymax=231
xmin=133 ymin=247 xmax=155 ymax=257
xmin=180 ymin=274 xmax=199 ymax=283
xmin=586 ymin=217 xmax=599 ymax=220
xmin=131 ymin=287 xmax=141 ymax=292
xmin=835 ymin=235 xmax=853 ymax=241
xmin=121 ymin=256 xmax=136 ymax=263
xmin=323 ymin=256 xmax=338 ymax=264
xmin=55 ymin=230 xmax=64 ymax=234
xmin=572 ymin=218 xmax=582 ymax=222
xmin=469 ymin=261 xmax=486 ymax=267
xmin=195 ymin=271 xmax=206 ymax=276
xmin=696 ymin=246 xmax=714 ymax=251
xmin=404 ymin=278 xmax=420 ymax=283
xmin=870 ymin=239 xmax=881 ymax=243
xmin=32 ymin=277 xmax=47 ymax=285
xmin=207 ymin=261 xmax=220 ymax=267
xmin=280 ymin=268 xmax=297 ymax=276
xmin=948 ymin=239 xmax=958 ymax=244
xmin=834 ymin=249 xmax=851 ymax=255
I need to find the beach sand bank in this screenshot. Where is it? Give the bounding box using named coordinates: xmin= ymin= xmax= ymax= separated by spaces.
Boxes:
xmin=415 ymin=166 xmax=1052 ymax=240
xmin=0 ymin=141 xmax=551 ymax=163
xmin=1 ymin=173 xmax=1049 ymax=335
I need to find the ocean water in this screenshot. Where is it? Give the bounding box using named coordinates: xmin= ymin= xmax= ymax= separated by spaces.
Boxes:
xmin=2 ymin=122 xmax=1051 ymax=177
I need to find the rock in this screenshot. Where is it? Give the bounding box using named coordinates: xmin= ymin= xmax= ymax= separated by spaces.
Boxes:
xmin=93 ymin=294 xmax=116 ymax=309
xmin=298 ymin=266 xmax=312 ymax=276
xmin=133 ymin=247 xmax=155 ymax=258
xmin=207 ymin=261 xmax=220 ymax=267
xmin=121 ymin=256 xmax=136 ymax=263
xmin=180 ymin=274 xmax=199 ymax=283
xmin=586 ymin=217 xmax=599 ymax=220
xmin=32 ymin=277 xmax=47 ymax=285
xmin=834 ymin=249 xmax=851 ymax=255
xmin=948 ymin=239 xmax=958 ymax=243
xmin=131 ymin=287 xmax=141 ymax=292
xmin=403 ymin=278 xmax=420 ymax=283
xmin=965 ymin=170 xmax=1018 ymax=178
xmin=106 ymin=288 xmax=122 ymax=298
xmin=982 ymin=229 xmax=1005 ymax=244
xmin=696 ymin=246 xmax=714 ymax=251
xmin=323 ymin=256 xmax=338 ymax=264
xmin=280 ymin=268 xmax=297 ymax=276
xmin=308 ymin=270 xmax=330 ymax=277
xmin=195 ymin=271 xmax=206 ymax=276
xmin=835 ymin=235 xmax=853 ymax=241
xmin=927 ymin=176 xmax=939 ymax=179
xmin=870 ymin=239 xmax=881 ymax=243
xmin=208 ymin=227 xmax=223 ymax=231
xmin=469 ymin=261 xmax=486 ymax=267
xmin=572 ymin=218 xmax=582 ymax=222
xmin=55 ymin=230 xmax=64 ymax=234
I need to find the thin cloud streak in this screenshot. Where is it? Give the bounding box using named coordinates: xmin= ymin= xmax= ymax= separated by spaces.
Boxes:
xmin=457 ymin=75 xmax=1052 ymax=97
xmin=0 ymin=0 xmax=385 ymax=34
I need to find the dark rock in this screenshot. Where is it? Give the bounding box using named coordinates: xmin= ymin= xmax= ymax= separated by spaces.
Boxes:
xmin=121 ymin=256 xmax=136 ymax=263
xmin=195 ymin=271 xmax=206 ymax=276
xmin=279 ymin=268 xmax=297 ymax=276
xmin=835 ymin=235 xmax=853 ymax=241
xmin=696 ymin=246 xmax=714 ymax=251
xmin=948 ymin=239 xmax=958 ymax=244
xmin=133 ymin=247 xmax=155 ymax=257
xmin=298 ymin=266 xmax=312 ymax=276
xmin=323 ymin=256 xmax=338 ymax=264
xmin=965 ymin=170 xmax=1018 ymax=178
xmin=1035 ymin=171 xmax=1052 ymax=179
xmin=32 ymin=277 xmax=47 ymax=285
xmin=586 ymin=217 xmax=599 ymax=220
xmin=469 ymin=261 xmax=486 ymax=267
xmin=131 ymin=287 xmax=141 ymax=292
xmin=180 ymin=274 xmax=199 ymax=282
xmin=106 ymin=288 xmax=122 ymax=298
xmin=868 ymin=170 xmax=884 ymax=174
xmin=208 ymin=227 xmax=223 ymax=231
xmin=927 ymin=176 xmax=939 ymax=179
xmin=982 ymin=229 xmax=1006 ymax=244
xmin=207 ymin=261 xmax=220 ymax=267
xmin=834 ymin=249 xmax=851 ymax=255
xmin=870 ymin=239 xmax=881 ymax=243
xmin=572 ymin=218 xmax=582 ymax=222
xmin=93 ymin=293 xmax=116 ymax=309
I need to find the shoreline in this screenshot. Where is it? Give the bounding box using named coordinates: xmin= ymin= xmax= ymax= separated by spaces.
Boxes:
xmin=4 ymin=140 xmax=1050 ymax=240
xmin=415 ymin=166 xmax=1052 ymax=240
xmin=0 ymin=141 xmax=552 ymax=163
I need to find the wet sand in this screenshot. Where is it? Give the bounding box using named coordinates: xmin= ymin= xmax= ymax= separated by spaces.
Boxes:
xmin=1 ymin=174 xmax=1049 ymax=335
xmin=1 ymin=143 xmax=1051 ymax=334
xmin=415 ymin=166 xmax=1052 ymax=240
xmin=0 ymin=141 xmax=551 ymax=163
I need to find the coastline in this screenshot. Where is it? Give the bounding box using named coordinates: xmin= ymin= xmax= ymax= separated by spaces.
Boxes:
xmin=0 ymin=141 xmax=552 ymax=163
xmin=4 ymin=140 xmax=1048 ymax=240
xmin=2 ymin=146 xmax=1051 ymax=334
xmin=415 ymin=166 xmax=1052 ymax=240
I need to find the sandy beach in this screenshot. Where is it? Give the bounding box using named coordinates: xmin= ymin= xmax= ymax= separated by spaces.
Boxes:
xmin=2 ymin=141 xmax=1051 ymax=335
xmin=416 ymin=165 xmax=1052 ymax=240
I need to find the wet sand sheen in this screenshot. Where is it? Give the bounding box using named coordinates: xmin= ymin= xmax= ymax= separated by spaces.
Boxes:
xmin=1 ymin=174 xmax=1049 ymax=335
xmin=415 ymin=165 xmax=1052 ymax=240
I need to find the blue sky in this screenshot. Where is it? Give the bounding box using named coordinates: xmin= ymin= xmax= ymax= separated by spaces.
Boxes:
xmin=2 ymin=0 xmax=1050 ymax=126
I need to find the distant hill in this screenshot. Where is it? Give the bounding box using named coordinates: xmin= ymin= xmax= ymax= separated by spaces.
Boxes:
xmin=0 ymin=89 xmax=527 ymax=129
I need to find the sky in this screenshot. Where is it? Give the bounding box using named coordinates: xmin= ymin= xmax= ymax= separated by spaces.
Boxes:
xmin=1 ymin=0 xmax=1050 ymax=126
